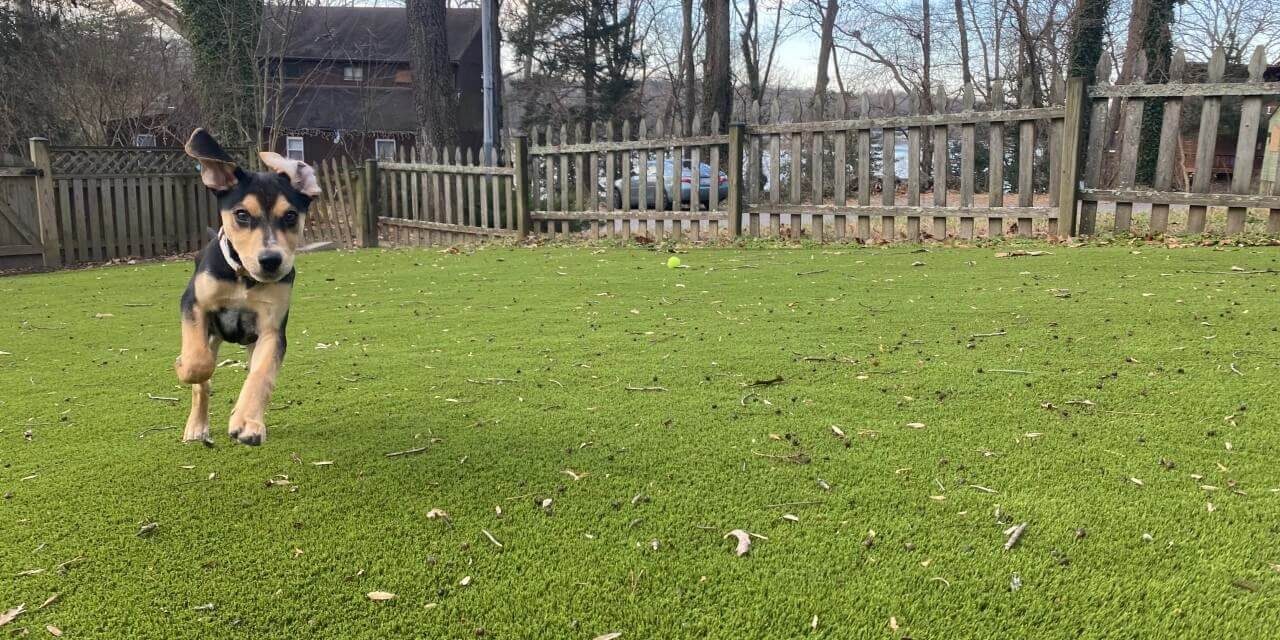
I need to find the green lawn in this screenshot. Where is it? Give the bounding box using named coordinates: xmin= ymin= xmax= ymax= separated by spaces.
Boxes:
xmin=3 ymin=243 xmax=1280 ymax=638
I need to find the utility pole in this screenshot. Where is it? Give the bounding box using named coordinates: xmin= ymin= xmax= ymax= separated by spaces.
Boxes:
xmin=480 ymin=0 xmax=498 ymax=164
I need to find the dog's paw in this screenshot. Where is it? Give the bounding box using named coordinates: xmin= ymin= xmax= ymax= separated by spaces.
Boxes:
xmin=175 ymin=353 xmax=215 ymax=384
xmin=182 ymin=417 xmax=210 ymax=444
xmin=229 ymin=416 xmax=266 ymax=446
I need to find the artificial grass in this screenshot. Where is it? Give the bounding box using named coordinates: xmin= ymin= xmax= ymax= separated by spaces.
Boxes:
xmin=2 ymin=243 xmax=1280 ymax=638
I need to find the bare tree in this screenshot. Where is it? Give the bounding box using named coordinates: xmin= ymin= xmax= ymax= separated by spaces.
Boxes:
xmin=810 ymin=0 xmax=838 ymax=115
xmin=1175 ymin=0 xmax=1280 ymax=64
xmin=953 ymin=0 xmax=973 ymax=85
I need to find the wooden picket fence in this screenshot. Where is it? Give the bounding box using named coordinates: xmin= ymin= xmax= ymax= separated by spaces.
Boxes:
xmin=367 ymin=46 xmax=1279 ymax=246
xmin=17 ymin=144 xmax=360 ymax=269
xmin=1078 ymin=46 xmax=1280 ymax=235
xmin=7 ymin=45 xmax=1279 ymax=273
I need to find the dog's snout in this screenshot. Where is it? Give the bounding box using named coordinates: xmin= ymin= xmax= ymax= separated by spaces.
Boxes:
xmin=258 ymin=251 xmax=283 ymax=273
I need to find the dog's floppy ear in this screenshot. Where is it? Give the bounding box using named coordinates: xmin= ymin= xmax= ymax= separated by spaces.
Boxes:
xmin=258 ymin=151 xmax=321 ymax=198
xmin=185 ymin=128 xmax=239 ymax=192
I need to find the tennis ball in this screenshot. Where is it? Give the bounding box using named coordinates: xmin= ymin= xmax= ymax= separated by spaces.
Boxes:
xmin=667 ymin=256 xmax=682 ymax=269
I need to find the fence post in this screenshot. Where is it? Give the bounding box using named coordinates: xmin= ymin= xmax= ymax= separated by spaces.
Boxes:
xmin=359 ymin=158 xmax=380 ymax=247
xmin=1056 ymin=78 xmax=1087 ymax=237
xmin=726 ymin=123 xmax=744 ymax=238
xmin=27 ymin=137 xmax=61 ymax=268
xmin=512 ymin=134 xmax=531 ymax=238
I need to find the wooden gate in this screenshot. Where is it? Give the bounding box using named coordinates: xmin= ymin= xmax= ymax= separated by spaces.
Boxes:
xmin=0 ymin=160 xmax=47 ymax=271
xmin=374 ymin=145 xmax=523 ymax=246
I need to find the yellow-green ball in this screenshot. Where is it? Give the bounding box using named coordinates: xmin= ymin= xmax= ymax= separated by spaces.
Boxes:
xmin=667 ymin=256 xmax=682 ymax=269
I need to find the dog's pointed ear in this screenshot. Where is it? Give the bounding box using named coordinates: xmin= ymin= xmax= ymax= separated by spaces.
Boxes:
xmin=185 ymin=129 xmax=239 ymax=192
xmin=258 ymin=152 xmax=321 ymax=198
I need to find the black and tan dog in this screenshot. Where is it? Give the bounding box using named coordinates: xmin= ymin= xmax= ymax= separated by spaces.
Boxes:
xmin=174 ymin=129 xmax=320 ymax=446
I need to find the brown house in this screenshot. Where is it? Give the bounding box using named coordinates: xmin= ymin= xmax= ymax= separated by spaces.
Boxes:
xmin=257 ymin=6 xmax=484 ymax=163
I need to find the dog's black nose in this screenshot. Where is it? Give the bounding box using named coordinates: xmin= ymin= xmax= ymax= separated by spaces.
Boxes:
xmin=258 ymin=251 xmax=283 ymax=273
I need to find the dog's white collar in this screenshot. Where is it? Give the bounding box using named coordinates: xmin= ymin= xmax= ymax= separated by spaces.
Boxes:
xmin=217 ymin=229 xmax=243 ymax=273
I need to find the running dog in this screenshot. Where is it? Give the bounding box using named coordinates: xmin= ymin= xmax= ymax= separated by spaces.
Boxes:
xmin=174 ymin=128 xmax=320 ymax=445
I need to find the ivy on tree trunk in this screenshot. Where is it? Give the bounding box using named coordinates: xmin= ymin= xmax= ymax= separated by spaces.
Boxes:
xmin=175 ymin=0 xmax=262 ymax=147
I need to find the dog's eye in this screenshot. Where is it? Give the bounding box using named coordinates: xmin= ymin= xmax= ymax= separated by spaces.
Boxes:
xmin=233 ymin=209 xmax=252 ymax=225
xmin=282 ymin=210 xmax=299 ymax=226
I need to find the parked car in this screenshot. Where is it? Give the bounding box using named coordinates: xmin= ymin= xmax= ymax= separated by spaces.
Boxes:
xmin=612 ymin=159 xmax=729 ymax=209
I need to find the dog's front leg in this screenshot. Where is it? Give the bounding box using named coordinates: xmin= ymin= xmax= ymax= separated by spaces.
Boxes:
xmin=175 ymin=308 xmax=216 ymax=384
xmin=228 ymin=332 xmax=283 ymax=446
xmin=183 ymin=335 xmax=222 ymax=443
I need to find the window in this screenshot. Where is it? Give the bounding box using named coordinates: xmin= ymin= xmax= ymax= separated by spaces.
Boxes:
xmin=282 ymin=61 xmax=305 ymax=79
xmin=375 ymin=139 xmax=397 ymax=161
xmin=285 ymin=136 xmax=305 ymax=161
xmin=133 ymin=134 xmax=156 ymax=148
xmin=394 ymin=69 xmax=412 ymax=84
xmin=342 ymin=65 xmax=364 ymax=82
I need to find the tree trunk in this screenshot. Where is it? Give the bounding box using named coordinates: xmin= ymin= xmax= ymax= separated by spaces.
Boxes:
xmin=407 ymin=0 xmax=459 ymax=149
xmin=919 ymin=0 xmax=934 ymax=184
xmin=812 ymin=0 xmax=837 ymax=115
xmin=953 ymin=0 xmax=972 ymax=86
xmin=701 ymin=0 xmax=731 ymax=132
xmin=680 ymin=0 xmax=696 ymax=131
xmin=1067 ymin=0 xmax=1111 ymax=83
xmin=176 ymin=0 xmax=262 ymax=146
xmin=1132 ymin=0 xmax=1176 ymax=184
xmin=741 ymin=0 xmax=761 ymax=103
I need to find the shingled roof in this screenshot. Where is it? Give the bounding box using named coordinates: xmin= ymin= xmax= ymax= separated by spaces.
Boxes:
xmin=258 ymin=6 xmax=480 ymax=63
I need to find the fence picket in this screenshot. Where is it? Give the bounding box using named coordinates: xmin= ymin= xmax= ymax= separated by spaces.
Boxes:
xmin=988 ymin=80 xmax=1006 ymax=237
xmin=769 ymin=101 xmax=782 ymax=237
xmin=1189 ymin=48 xmax=1227 ymax=234
xmin=1048 ymin=74 xmax=1065 ymax=235
xmin=907 ymin=94 xmax=922 ymax=239
xmin=1227 ymin=46 xmax=1266 ymax=235
xmin=932 ymin=84 xmax=949 ymax=239
xmin=1113 ymin=53 xmax=1147 ymax=234
xmin=748 ymin=101 xmax=762 ymax=236
xmin=1080 ymin=56 xmax=1113 ymax=235
xmin=959 ymin=84 xmax=976 ymax=239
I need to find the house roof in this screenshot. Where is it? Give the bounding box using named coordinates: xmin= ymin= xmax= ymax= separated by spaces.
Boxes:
xmin=270 ymin=86 xmax=418 ymax=133
xmin=258 ymin=6 xmax=479 ymax=63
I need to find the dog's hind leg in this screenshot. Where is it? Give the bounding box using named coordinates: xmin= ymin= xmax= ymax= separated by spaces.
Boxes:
xmin=183 ymin=336 xmax=220 ymax=443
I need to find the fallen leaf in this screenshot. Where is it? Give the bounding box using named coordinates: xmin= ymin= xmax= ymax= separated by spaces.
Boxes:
xmin=46 ymin=625 xmax=62 ymax=637
xmin=0 ymin=604 xmax=25 ymax=627
xmin=366 ymin=591 xmax=395 ymax=602
xmin=889 ymin=616 xmax=899 ymax=631
xmin=93 ymin=313 xmax=113 ymax=319
xmin=15 ymin=569 xmax=44 ymax=577
xmin=426 ymin=508 xmax=449 ymax=519
xmin=830 ymin=425 xmax=846 ymax=439
xmin=781 ymin=514 xmax=800 ymax=522
xmin=724 ymin=529 xmax=752 ymax=556
xmin=137 ymin=522 xmax=159 ymax=537
xmin=37 ymin=594 xmax=58 ymax=610
xmin=1129 ymin=477 xmax=1145 ymax=487
xmin=811 ymin=614 xmax=819 ymax=630
xmin=459 ymin=576 xmax=472 ymax=587
xmin=905 ymin=422 xmax=926 ymax=430
xmin=292 ymin=547 xmax=304 ymax=558
xmin=563 ymin=469 xmax=586 ymax=481
xmin=311 ymin=461 xmax=334 ymax=466
xmin=593 ymin=634 xmax=623 ymax=640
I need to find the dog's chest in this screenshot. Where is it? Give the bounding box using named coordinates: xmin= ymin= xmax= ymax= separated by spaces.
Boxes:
xmin=209 ymin=307 xmax=259 ymax=345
